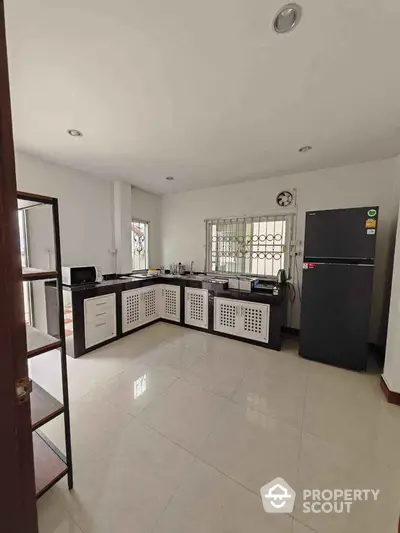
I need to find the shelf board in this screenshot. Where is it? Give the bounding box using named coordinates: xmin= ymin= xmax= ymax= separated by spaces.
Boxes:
xmin=17 ymin=198 xmax=43 ymax=211
xmin=27 ymin=325 xmax=62 ymax=358
xmin=33 ymin=432 xmax=68 ymax=499
xmin=22 ymin=267 xmax=58 ymax=281
xmin=31 ymin=381 xmax=64 ymax=431
xmin=17 ymin=190 xmax=54 ymax=205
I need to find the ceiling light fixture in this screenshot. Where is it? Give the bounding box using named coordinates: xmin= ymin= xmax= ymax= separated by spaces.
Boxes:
xmin=67 ymin=129 xmax=83 ymax=137
xmin=299 ymin=145 xmax=312 ymax=153
xmin=165 ymin=176 xmax=174 ymax=181
xmin=273 ymin=3 xmax=302 ymax=33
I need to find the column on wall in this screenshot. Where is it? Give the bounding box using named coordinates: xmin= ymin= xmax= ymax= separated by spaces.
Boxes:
xmin=383 ymin=201 xmax=400 ymax=394
xmin=113 ymin=181 xmax=132 ymax=274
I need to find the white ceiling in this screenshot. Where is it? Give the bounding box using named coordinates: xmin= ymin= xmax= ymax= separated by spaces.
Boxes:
xmin=5 ymin=0 xmax=400 ymax=194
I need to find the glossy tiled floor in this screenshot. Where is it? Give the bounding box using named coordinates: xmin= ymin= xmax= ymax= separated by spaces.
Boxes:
xmin=29 ymin=323 xmax=400 ymax=533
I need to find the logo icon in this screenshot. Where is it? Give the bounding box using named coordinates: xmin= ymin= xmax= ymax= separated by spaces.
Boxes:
xmin=260 ymin=477 xmax=296 ymax=514
xmin=367 ymin=209 xmax=377 ymax=217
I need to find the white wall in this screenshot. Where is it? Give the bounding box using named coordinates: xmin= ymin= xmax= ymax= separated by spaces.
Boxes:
xmin=114 ymin=181 xmax=132 ymax=274
xmin=161 ymin=158 xmax=400 ymax=338
xmin=131 ymin=187 xmax=162 ymax=268
xmin=383 ymin=199 xmax=400 ymax=393
xmin=16 ymin=151 xmax=115 ymax=273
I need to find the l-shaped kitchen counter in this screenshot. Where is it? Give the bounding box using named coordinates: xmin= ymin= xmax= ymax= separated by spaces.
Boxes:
xmin=46 ymin=275 xmax=287 ymax=358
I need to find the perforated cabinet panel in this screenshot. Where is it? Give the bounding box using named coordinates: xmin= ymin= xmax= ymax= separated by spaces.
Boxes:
xmin=143 ymin=287 xmax=158 ymax=322
xmin=122 ymin=289 xmax=141 ymax=332
xmin=160 ymin=285 xmax=180 ymax=322
xmin=240 ymin=302 xmax=270 ymax=343
xmin=185 ymin=288 xmax=208 ymax=329
xmin=214 ymin=298 xmax=239 ymax=335
xmin=214 ymin=297 xmax=270 ymax=343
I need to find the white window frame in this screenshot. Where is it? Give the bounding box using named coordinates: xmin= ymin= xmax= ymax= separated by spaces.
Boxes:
xmin=19 ymin=210 xmax=33 ymax=324
xmin=132 ymin=219 xmax=149 ymax=272
xmin=205 ymin=213 xmax=295 ymax=279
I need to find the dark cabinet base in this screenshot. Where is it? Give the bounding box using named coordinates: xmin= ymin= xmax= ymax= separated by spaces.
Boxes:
xmin=48 ymin=278 xmax=286 ymax=358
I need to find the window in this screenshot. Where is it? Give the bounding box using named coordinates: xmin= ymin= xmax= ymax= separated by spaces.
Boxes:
xmin=18 ymin=210 xmax=33 ymax=325
xmin=206 ymin=214 xmax=294 ymax=278
xmin=132 ymin=219 xmax=149 ymax=271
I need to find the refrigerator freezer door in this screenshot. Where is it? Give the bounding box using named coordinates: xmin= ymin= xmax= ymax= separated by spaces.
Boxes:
xmin=304 ymin=207 xmax=378 ymax=262
xmin=299 ymin=263 xmax=374 ymax=371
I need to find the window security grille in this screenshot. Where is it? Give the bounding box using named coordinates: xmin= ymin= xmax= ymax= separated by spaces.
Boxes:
xmin=206 ymin=214 xmax=294 ymax=278
xmin=132 ymin=220 xmax=149 ymax=271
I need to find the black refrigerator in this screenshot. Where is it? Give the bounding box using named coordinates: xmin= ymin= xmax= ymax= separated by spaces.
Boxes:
xmin=299 ymin=206 xmax=378 ymax=371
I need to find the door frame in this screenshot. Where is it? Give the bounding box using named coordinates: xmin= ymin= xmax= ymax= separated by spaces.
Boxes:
xmin=0 ymin=1 xmax=38 ymax=531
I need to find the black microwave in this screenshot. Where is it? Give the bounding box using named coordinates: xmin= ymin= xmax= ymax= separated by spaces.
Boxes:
xmin=62 ymin=266 xmax=97 ymax=286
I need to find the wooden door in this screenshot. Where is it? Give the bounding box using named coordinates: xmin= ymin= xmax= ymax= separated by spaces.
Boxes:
xmin=0 ymin=1 xmax=38 ymax=531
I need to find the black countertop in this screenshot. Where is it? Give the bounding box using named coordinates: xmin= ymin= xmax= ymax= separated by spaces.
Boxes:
xmin=61 ymin=274 xmax=284 ymax=305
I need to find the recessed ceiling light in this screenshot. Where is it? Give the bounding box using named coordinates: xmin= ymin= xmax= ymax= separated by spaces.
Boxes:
xmin=299 ymin=145 xmax=312 ymax=153
xmin=165 ymin=176 xmax=174 ymax=181
xmin=273 ymin=3 xmax=302 ymax=33
xmin=67 ymin=129 xmax=83 ymax=137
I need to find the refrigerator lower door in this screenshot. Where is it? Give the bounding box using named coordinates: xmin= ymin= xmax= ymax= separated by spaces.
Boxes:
xmin=299 ymin=263 xmax=374 ymax=371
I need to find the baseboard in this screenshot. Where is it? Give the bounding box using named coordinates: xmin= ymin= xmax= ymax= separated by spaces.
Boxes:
xmin=380 ymin=376 xmax=400 ymax=406
xmin=282 ymin=326 xmax=299 ymax=336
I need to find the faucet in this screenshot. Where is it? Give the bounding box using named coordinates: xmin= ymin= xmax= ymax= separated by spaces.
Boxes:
xmin=190 ymin=261 xmax=194 ymax=275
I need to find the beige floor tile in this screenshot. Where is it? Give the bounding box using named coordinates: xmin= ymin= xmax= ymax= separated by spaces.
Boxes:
xmin=198 ymin=400 xmax=301 ymax=494
xmin=37 ymin=489 xmax=83 ymax=533
xmin=295 ymin=431 xmax=400 ymax=533
xmin=91 ymin=363 xmax=178 ymax=416
xmin=292 ymin=520 xmax=315 ymax=533
xmin=134 ymin=342 xmax=205 ymax=374
xmin=153 ymin=458 xmax=293 ymax=533
xmin=30 ymin=325 xmax=397 ymax=533
xmin=232 ymin=367 xmax=307 ymax=427
xmin=182 ymin=349 xmax=249 ymax=398
xmin=303 ymin=377 xmax=400 ymax=465
xmin=54 ymin=418 xmax=195 ymax=533
xmin=138 ymin=378 xmax=230 ymax=454
xmin=41 ymin=390 xmax=133 ymax=470
xmin=248 ymin=346 xmax=309 ymax=385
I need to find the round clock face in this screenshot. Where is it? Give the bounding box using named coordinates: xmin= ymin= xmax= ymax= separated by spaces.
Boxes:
xmin=276 ymin=190 xmax=293 ymax=207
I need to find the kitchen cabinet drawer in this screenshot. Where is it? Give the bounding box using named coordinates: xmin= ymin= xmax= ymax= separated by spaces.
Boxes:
xmin=85 ymin=294 xmax=114 ymax=318
xmin=185 ymin=287 xmax=208 ymax=329
xmin=84 ymin=294 xmax=116 ymax=349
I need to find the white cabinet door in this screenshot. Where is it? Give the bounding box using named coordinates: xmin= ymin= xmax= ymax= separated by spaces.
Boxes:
xmin=214 ymin=297 xmax=241 ymax=336
xmin=185 ymin=287 xmax=208 ymax=329
xmin=122 ymin=288 xmax=141 ymax=333
xmin=159 ymin=285 xmax=181 ymax=322
xmin=84 ymin=293 xmax=116 ymax=349
xmin=240 ymin=301 xmax=270 ymax=343
xmin=213 ymin=297 xmax=270 ymax=344
xmin=141 ymin=285 xmax=159 ymax=325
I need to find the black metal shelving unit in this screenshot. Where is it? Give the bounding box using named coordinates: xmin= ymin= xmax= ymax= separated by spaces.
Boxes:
xmin=18 ymin=190 xmax=73 ymax=498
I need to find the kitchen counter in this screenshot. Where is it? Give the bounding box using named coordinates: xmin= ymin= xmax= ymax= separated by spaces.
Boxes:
xmin=48 ymin=275 xmax=287 ymax=358
xmin=62 ymin=274 xmax=284 ymax=304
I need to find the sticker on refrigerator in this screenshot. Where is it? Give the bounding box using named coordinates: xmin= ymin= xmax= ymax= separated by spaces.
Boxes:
xmin=304 ymin=262 xmax=316 ymax=269
xmin=367 ymin=229 xmax=376 ymax=235
xmin=365 ymin=218 xmax=377 ymax=229
xmin=367 ymin=209 xmax=377 ymax=217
